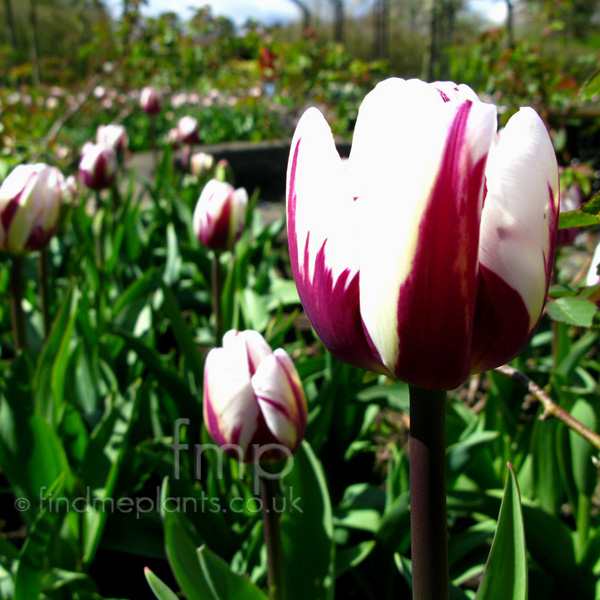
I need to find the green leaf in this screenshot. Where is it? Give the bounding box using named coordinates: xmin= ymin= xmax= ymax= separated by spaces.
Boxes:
xmin=145 ymin=568 xmax=180 ymax=600
xmin=33 ymin=283 xmax=80 ymax=425
xmin=196 ymin=545 xmax=269 ymax=599
xmin=569 ymin=399 xmax=597 ymax=496
xmin=14 ymin=474 xmax=65 ymax=600
xmin=82 ymin=389 xmax=140 ymax=566
xmin=163 ymin=223 xmax=182 ymax=286
xmin=0 ymin=357 xmax=73 ymax=510
xmin=447 ymin=430 xmax=500 ymax=475
xmin=546 ymin=297 xmax=597 ymax=327
xmin=579 ymin=69 xmax=600 ymax=101
xmin=335 ymin=541 xmax=375 ymax=577
xmin=159 ymin=278 xmax=205 ymax=378
xmin=161 ymin=479 xmax=267 ymax=600
xmin=476 ymin=464 xmax=527 ymax=600
xmin=280 ymin=441 xmax=335 ymax=600
xmin=558 ymin=210 xmax=600 ymax=229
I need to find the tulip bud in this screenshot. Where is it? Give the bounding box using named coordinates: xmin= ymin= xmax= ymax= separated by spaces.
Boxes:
xmin=193 ymin=179 xmax=248 ymax=251
xmin=0 ymin=163 xmax=65 ymax=254
xmin=140 ymin=86 xmax=162 ymax=115
xmin=287 ymin=77 xmax=559 ymax=390
xmin=96 ymin=124 xmax=128 ymax=160
xmin=178 ymin=115 xmax=199 ymax=145
xmin=190 ymin=152 xmax=215 ymax=178
xmin=203 ymin=330 xmax=308 ymax=462
xmin=79 ymin=143 xmax=117 ymax=190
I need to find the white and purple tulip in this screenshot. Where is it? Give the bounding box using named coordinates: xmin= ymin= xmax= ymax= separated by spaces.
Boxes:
xmin=0 ymin=163 xmax=65 ymax=254
xmin=79 ymin=142 xmax=117 ymax=190
xmin=286 ymin=77 xmax=559 ymax=390
xmin=178 ymin=115 xmax=200 ymax=145
xmin=96 ymin=124 xmax=128 ymax=160
xmin=140 ymin=86 xmax=162 ymax=116
xmin=203 ymin=330 xmax=308 ymax=461
xmin=193 ymin=179 xmax=248 ymax=252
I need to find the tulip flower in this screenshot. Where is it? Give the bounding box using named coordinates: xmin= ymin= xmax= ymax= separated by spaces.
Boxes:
xmin=0 ymin=163 xmax=65 ymax=254
xmin=178 ymin=115 xmax=200 ymax=145
xmin=96 ymin=124 xmax=128 ymax=160
xmin=203 ymin=330 xmax=308 ymax=461
xmin=190 ymin=152 xmax=215 ymax=178
xmin=140 ymin=86 xmax=162 ymax=115
xmin=79 ymin=143 xmax=117 ymax=190
xmin=193 ymin=179 xmax=248 ymax=252
xmin=286 ymin=78 xmax=559 ymax=391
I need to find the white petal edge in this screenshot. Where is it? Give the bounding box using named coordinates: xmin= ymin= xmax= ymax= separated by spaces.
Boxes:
xmin=478 ymin=107 xmax=559 ymax=325
xmin=287 ymin=107 xmax=359 ymax=288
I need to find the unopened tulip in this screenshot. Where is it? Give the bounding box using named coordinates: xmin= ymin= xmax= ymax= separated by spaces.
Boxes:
xmin=287 ymin=78 xmax=559 ymax=390
xmin=203 ymin=330 xmax=307 ymax=461
xmin=190 ymin=152 xmax=215 ymax=178
xmin=79 ymin=143 xmax=117 ymax=190
xmin=140 ymin=86 xmax=162 ymax=115
xmin=193 ymin=179 xmax=247 ymax=251
xmin=96 ymin=124 xmax=128 ymax=160
xmin=178 ymin=115 xmax=199 ymax=145
xmin=0 ymin=163 xmax=65 ymax=254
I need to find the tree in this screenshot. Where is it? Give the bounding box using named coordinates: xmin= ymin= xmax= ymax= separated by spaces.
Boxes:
xmin=288 ymin=0 xmax=312 ymax=32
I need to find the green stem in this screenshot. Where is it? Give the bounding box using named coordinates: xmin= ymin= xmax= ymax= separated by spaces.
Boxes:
xmin=575 ymin=492 xmax=591 ymax=561
xmin=409 ymin=385 xmax=448 ymax=600
xmin=38 ymin=248 xmax=51 ymax=338
xmin=150 ymin=116 xmax=158 ymax=171
xmin=95 ymin=190 xmax=106 ymax=332
xmin=260 ymin=476 xmax=286 ymax=600
xmin=10 ymin=255 xmax=28 ymax=352
xmin=212 ymin=252 xmax=223 ymax=345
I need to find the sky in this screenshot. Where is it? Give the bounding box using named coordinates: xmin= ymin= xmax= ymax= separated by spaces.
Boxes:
xmin=107 ymin=0 xmax=508 ymax=27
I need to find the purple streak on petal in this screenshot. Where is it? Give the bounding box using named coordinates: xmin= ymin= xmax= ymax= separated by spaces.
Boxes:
xmin=287 ymin=138 xmax=386 ymax=373
xmin=436 ymin=89 xmax=451 ymax=103
xmin=273 ymin=352 xmax=307 ymax=448
xmin=470 ymin=265 xmax=531 ymax=373
xmin=393 ymin=101 xmax=486 ymax=390
xmin=26 ymin=223 xmax=55 ymax=252
xmin=201 ymin=199 xmax=232 ymax=251
xmin=1 ymin=197 xmax=20 ymax=232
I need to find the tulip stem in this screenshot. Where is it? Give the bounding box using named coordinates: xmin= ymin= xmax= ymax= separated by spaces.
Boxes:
xmin=260 ymin=476 xmax=286 ymax=600
xmin=409 ymin=385 xmax=448 ymax=600
xmin=38 ymin=248 xmax=51 ymax=338
xmin=10 ymin=255 xmax=28 ymax=352
xmin=150 ymin=116 xmax=158 ymax=171
xmin=212 ymin=252 xmax=223 ymax=345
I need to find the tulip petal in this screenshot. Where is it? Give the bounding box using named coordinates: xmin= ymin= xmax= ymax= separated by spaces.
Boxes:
xmin=471 ymin=107 xmax=559 ymax=372
xmin=203 ymin=345 xmax=259 ymax=452
xmin=286 ymin=107 xmax=385 ymax=373
xmin=354 ymin=79 xmax=497 ymax=389
xmin=224 ymin=329 xmax=273 ymax=376
xmin=252 ymin=350 xmax=307 ymax=451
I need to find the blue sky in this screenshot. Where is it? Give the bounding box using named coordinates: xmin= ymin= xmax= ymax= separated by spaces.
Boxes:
xmin=107 ymin=0 xmax=507 ymax=27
